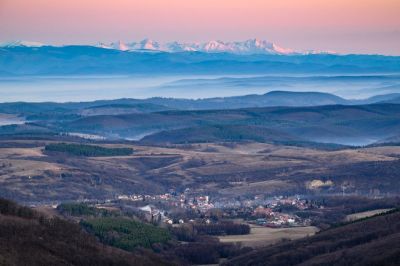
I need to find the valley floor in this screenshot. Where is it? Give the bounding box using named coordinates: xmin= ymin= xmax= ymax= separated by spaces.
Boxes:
xmin=218 ymin=225 xmax=319 ymax=248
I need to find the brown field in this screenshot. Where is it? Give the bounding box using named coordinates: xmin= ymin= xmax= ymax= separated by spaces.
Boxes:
xmin=218 ymin=225 xmax=319 ymax=248
xmin=345 ymin=208 xmax=394 ymax=222
xmin=0 ymin=114 xmax=25 ymax=126
xmin=219 ymin=180 xmax=293 ymax=195
xmin=33 ymin=205 xmax=61 ymax=217
xmin=0 ymin=139 xmax=400 ymax=203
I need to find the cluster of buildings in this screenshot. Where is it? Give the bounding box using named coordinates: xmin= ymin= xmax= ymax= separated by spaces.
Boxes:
xmin=213 ymin=195 xmax=312 ymax=210
xmin=115 ymin=192 xmax=317 ymax=227
xmin=252 ymin=205 xmax=310 ymax=227
xmin=116 ymin=190 xmax=215 ymax=212
xmin=246 ymin=196 xmax=316 ymax=227
xmin=265 ymin=196 xmax=310 ymax=210
xmin=213 ymin=195 xmax=317 ymax=227
xmin=138 ymin=204 xmax=215 ymax=226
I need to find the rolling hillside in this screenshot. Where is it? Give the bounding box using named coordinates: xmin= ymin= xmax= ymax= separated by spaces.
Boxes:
xmin=1 ymin=91 xmax=400 ymax=117
xmin=59 ymin=103 xmax=400 ymax=145
xmin=0 ymin=198 xmax=173 ymax=266
xmin=225 ymin=210 xmax=400 ymax=266
xmin=1 ymin=93 xmax=400 ymax=146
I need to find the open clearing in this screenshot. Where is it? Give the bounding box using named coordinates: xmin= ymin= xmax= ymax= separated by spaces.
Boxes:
xmin=345 ymin=208 xmax=394 ymax=222
xmin=218 ymin=225 xmax=319 ymax=248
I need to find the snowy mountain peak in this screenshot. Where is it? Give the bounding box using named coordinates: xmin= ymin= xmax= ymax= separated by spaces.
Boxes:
xmin=96 ymin=40 xmax=129 ymax=51
xmin=0 ymin=40 xmax=45 ymax=48
xmin=140 ymin=39 xmax=160 ymax=50
xmin=203 ymin=40 xmax=230 ymax=52
xmin=112 ymin=40 xmax=130 ymax=51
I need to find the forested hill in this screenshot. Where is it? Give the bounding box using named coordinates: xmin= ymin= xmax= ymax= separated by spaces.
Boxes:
xmin=0 ymin=198 xmax=174 ymax=266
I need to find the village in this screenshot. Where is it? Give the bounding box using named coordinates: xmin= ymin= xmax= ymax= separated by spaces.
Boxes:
xmin=111 ymin=189 xmax=319 ymax=228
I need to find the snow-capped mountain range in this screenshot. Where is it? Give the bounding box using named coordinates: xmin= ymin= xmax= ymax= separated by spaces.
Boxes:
xmin=0 ymin=38 xmax=335 ymax=55
xmin=97 ymin=38 xmax=309 ymax=55
xmin=0 ymin=40 xmax=46 ymax=48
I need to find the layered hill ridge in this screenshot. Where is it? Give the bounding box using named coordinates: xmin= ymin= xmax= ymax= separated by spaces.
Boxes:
xmin=1 ymin=45 xmax=399 ymax=75
xmin=1 ymin=91 xmax=400 ymax=113
xmin=38 ymin=103 xmax=400 ymax=146
xmin=1 ymin=92 xmax=400 ymax=146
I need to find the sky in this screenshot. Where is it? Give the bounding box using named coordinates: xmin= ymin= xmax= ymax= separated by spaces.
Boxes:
xmin=0 ymin=0 xmax=399 ymax=55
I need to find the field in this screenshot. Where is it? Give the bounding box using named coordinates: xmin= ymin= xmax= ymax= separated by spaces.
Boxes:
xmin=1 ymin=138 xmax=400 ymax=203
xmin=0 ymin=114 xmax=25 ymax=126
xmin=218 ymin=225 xmax=319 ymax=248
xmin=345 ymin=208 xmax=394 ymax=221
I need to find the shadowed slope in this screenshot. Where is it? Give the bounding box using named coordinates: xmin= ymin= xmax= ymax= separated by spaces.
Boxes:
xmin=0 ymin=198 xmax=174 ymax=266
xmin=225 ymin=210 xmax=400 ymax=266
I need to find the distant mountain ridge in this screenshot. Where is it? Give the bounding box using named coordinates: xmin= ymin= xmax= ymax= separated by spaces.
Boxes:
xmin=1 ymin=38 xmax=330 ymax=55
xmin=0 ymin=40 xmax=46 ymax=48
xmin=97 ymin=38 xmax=308 ymax=55
xmin=1 ymin=44 xmax=399 ymax=75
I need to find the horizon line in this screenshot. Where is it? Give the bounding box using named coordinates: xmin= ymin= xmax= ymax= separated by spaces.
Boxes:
xmin=2 ymin=38 xmax=400 ymax=56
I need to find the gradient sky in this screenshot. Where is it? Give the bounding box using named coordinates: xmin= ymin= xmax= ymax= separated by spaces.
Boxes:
xmin=1 ymin=0 xmax=399 ymax=54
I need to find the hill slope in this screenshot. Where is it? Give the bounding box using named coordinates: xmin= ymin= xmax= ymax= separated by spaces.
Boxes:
xmin=141 ymin=125 xmax=301 ymax=144
xmin=225 ymin=210 xmax=400 ymax=266
xmin=61 ymin=103 xmax=400 ymax=145
xmin=0 ymin=198 xmax=173 ymax=266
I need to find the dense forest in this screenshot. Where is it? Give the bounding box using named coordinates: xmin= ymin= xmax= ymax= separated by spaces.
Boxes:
xmin=45 ymin=143 xmax=133 ymax=157
xmin=81 ymin=217 xmax=171 ymax=250
xmin=194 ymin=221 xmax=250 ymax=236
xmin=56 ymin=202 xmax=253 ymax=265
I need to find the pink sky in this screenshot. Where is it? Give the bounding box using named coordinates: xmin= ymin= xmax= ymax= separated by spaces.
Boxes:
xmin=0 ymin=0 xmax=399 ymax=54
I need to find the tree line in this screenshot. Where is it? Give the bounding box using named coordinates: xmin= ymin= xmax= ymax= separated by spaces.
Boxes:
xmin=45 ymin=143 xmax=133 ymax=157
